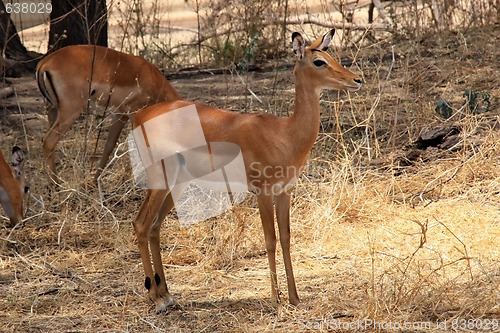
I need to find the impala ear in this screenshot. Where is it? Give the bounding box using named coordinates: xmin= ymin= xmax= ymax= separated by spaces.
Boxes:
xmin=292 ymin=32 xmax=305 ymax=60
xmin=310 ymin=29 xmax=335 ymax=51
xmin=11 ymin=146 xmax=25 ymax=176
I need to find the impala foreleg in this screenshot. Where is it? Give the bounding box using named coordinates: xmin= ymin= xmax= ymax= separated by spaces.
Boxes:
xmin=133 ymin=189 xmax=174 ymax=313
xmin=149 ymin=192 xmax=176 ymax=311
xmin=275 ymin=192 xmax=300 ymax=305
xmin=257 ymin=193 xmax=280 ymax=307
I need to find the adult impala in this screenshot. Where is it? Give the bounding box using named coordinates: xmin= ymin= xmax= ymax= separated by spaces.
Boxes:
xmin=0 ymin=147 xmax=28 ymax=227
xmin=36 ymin=45 xmax=181 ymax=183
xmin=131 ymin=29 xmax=362 ymax=312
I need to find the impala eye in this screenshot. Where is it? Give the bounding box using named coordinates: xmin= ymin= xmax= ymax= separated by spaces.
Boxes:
xmin=313 ymin=59 xmax=327 ymax=67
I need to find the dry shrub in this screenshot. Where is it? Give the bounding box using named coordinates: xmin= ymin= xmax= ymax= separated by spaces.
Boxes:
xmin=106 ymin=0 xmax=500 ymax=70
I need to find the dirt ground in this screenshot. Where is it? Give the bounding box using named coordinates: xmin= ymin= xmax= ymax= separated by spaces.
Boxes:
xmin=1 ymin=25 xmax=500 ymax=332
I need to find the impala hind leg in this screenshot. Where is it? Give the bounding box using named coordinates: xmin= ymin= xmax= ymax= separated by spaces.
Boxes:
xmin=133 ymin=189 xmax=174 ymax=313
xmin=47 ymin=103 xmax=58 ymax=127
xmin=94 ymin=114 xmax=129 ymax=181
xmin=257 ymin=193 xmax=280 ymax=307
xmin=275 ymin=192 xmax=300 ymax=305
xmin=43 ymin=103 xmax=83 ymax=183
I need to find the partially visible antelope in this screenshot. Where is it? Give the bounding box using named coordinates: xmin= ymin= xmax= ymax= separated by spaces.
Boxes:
xmin=36 ymin=45 xmax=181 ymax=183
xmin=0 ymin=146 xmax=28 ymax=227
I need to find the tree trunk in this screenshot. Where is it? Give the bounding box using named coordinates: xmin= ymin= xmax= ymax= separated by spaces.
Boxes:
xmin=48 ymin=0 xmax=108 ymax=52
xmin=0 ymin=1 xmax=29 ymax=60
xmin=0 ymin=1 xmax=35 ymax=77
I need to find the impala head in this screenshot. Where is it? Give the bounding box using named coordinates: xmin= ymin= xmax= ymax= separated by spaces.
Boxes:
xmin=0 ymin=146 xmax=28 ymax=227
xmin=292 ymin=29 xmax=362 ymax=92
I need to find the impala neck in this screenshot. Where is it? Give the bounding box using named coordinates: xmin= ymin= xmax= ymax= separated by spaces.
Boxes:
xmin=288 ymin=66 xmax=321 ymax=158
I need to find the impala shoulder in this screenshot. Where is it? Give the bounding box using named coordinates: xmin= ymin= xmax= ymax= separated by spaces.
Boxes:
xmin=248 ymin=112 xmax=284 ymax=129
xmin=252 ymin=112 xmax=280 ymax=121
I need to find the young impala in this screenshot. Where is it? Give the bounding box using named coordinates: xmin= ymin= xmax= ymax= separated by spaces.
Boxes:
xmin=130 ymin=29 xmax=362 ymax=312
xmin=36 ymin=45 xmax=181 ymax=183
xmin=0 ymin=147 xmax=28 ymax=227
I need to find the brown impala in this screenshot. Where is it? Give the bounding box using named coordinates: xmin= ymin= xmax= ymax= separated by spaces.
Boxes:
xmin=129 ymin=29 xmax=362 ymax=312
xmin=36 ymin=45 xmax=180 ymax=183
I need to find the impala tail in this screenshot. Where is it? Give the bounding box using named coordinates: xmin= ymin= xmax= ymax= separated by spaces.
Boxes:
xmin=36 ymin=66 xmax=59 ymax=107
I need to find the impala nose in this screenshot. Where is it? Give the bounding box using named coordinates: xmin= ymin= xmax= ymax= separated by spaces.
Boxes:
xmin=352 ymin=78 xmax=363 ymax=90
xmin=348 ymin=78 xmax=363 ymax=91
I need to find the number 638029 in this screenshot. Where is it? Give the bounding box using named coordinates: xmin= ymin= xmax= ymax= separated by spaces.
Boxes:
xmin=5 ymin=2 xmax=52 ymax=14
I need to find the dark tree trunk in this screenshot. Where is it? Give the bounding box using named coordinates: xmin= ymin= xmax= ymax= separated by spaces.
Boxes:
xmin=0 ymin=2 xmax=29 ymax=59
xmin=0 ymin=2 xmax=35 ymax=77
xmin=48 ymin=0 xmax=108 ymax=52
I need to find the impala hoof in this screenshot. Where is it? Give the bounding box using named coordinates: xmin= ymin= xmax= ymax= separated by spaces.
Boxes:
xmin=155 ymin=294 xmax=175 ymax=313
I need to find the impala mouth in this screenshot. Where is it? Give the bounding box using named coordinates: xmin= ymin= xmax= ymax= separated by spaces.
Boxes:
xmin=347 ymin=81 xmax=363 ymax=91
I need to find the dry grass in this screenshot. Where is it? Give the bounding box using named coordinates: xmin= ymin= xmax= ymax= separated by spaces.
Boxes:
xmin=1 ymin=23 xmax=500 ymax=333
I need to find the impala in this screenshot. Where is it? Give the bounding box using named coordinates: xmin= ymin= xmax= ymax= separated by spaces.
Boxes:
xmin=0 ymin=147 xmax=28 ymax=227
xmin=36 ymin=45 xmax=181 ymax=183
xmin=130 ymin=29 xmax=362 ymax=312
